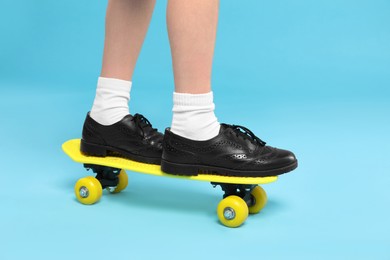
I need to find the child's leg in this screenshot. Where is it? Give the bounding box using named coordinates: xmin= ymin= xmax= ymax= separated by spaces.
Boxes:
xmin=167 ymin=0 xmax=220 ymax=141
xmin=163 ymin=0 xmax=297 ymax=176
xmin=82 ymin=0 xmax=163 ymax=165
xmin=167 ymin=0 xmax=218 ymax=94
xmin=101 ymin=0 xmax=156 ymax=81
xmin=91 ymin=0 xmax=156 ymax=125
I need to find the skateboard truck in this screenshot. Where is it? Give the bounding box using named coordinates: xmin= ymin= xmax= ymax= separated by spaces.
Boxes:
xmin=84 ymin=164 xmax=120 ymax=189
xmin=211 ymin=182 xmax=257 ymax=207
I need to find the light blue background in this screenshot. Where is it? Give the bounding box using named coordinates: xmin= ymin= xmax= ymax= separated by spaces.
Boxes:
xmin=1 ymin=0 xmax=389 ymax=259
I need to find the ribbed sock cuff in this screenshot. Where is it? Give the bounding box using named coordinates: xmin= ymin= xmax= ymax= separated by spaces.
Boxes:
xmin=173 ymin=92 xmax=214 ymax=107
xmin=97 ymin=77 xmax=132 ymax=95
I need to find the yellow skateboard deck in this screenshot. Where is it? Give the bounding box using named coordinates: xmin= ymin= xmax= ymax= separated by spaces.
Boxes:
xmin=62 ymin=139 xmax=278 ymax=185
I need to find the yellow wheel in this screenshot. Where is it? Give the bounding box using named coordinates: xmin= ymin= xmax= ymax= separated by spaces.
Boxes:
xmin=112 ymin=169 xmax=128 ymax=193
xmin=217 ymin=195 xmax=249 ymax=228
xmin=248 ymin=186 xmax=268 ymax=214
xmin=74 ymin=176 xmax=103 ymax=205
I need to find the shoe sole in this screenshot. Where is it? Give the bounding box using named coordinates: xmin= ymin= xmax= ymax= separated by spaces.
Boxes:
xmin=161 ymin=159 xmax=298 ymax=177
xmin=80 ymin=139 xmax=161 ymax=165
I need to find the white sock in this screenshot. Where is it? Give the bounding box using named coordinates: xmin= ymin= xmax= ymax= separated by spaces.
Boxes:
xmin=171 ymin=92 xmax=220 ymax=141
xmin=90 ymin=77 xmax=132 ymax=125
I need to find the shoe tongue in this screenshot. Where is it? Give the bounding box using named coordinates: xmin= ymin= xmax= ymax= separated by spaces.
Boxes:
xmin=220 ymin=123 xmax=236 ymax=134
xmin=122 ymin=114 xmax=134 ymax=121
xmin=139 ymin=121 xmax=151 ymax=129
xmin=219 ymin=123 xmax=229 ymax=132
xmin=220 ymin=123 xmax=260 ymax=148
xmin=133 ymin=114 xmax=156 ymax=136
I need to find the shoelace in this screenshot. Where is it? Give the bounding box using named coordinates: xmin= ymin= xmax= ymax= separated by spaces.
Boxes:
xmin=132 ymin=113 xmax=157 ymax=137
xmin=227 ymin=124 xmax=266 ymax=146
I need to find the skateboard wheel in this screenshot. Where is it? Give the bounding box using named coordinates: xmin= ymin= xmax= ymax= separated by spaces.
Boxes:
xmin=74 ymin=176 xmax=103 ymax=205
xmin=248 ymin=186 xmax=267 ymax=214
xmin=112 ymin=169 xmax=128 ymax=193
xmin=217 ymin=195 xmax=248 ymax=228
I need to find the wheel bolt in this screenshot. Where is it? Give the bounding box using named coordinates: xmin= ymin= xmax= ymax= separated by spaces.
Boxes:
xmin=79 ymin=186 xmax=89 ymax=198
xmin=223 ymin=207 xmax=236 ymax=220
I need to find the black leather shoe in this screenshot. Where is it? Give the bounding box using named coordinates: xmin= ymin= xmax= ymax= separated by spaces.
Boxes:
xmin=80 ymin=113 xmax=163 ymax=165
xmin=161 ymin=124 xmax=298 ymax=177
